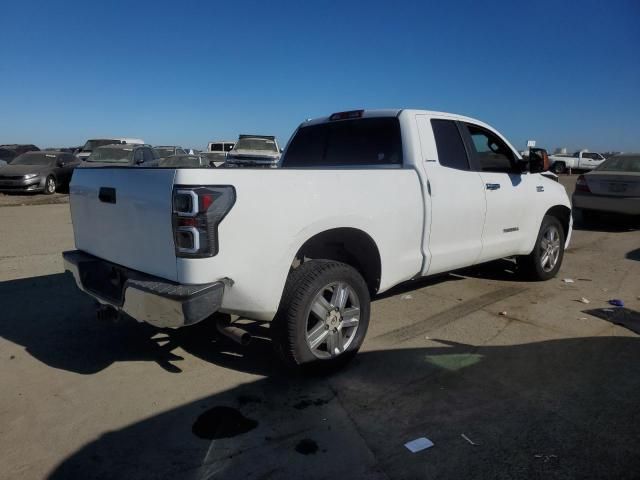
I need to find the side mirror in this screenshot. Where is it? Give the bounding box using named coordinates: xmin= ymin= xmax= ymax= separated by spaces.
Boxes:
xmin=528 ymin=148 xmax=550 ymax=173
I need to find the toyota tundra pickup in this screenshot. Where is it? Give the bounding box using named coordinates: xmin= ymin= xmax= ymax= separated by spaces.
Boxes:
xmin=63 ymin=109 xmax=572 ymax=369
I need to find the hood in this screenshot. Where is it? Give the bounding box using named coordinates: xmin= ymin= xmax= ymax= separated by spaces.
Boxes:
xmin=0 ymin=164 xmax=50 ymax=176
xmin=228 ymin=149 xmax=280 ymax=160
xmin=78 ymin=161 xmax=133 ymax=168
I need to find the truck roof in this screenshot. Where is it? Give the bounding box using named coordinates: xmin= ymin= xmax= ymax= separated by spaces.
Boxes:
xmin=301 ymin=109 xmax=497 ymax=130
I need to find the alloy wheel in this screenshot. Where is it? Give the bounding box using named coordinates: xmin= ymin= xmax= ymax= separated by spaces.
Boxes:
xmin=304 ymin=282 xmax=360 ymax=359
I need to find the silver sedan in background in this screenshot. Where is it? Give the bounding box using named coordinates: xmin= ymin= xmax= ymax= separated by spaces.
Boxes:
xmin=572 ymin=154 xmax=640 ymax=219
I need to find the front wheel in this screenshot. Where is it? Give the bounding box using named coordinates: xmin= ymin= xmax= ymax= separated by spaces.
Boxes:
xmin=272 ymin=260 xmax=370 ymax=370
xmin=552 ymin=162 xmax=566 ymax=174
xmin=44 ymin=176 xmax=56 ymax=195
xmin=518 ymin=215 xmax=565 ymax=281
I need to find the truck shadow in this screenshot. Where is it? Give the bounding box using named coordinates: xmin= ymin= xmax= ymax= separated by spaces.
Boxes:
xmin=47 ymin=336 xmax=640 ymax=480
xmin=0 ymin=261 xmax=560 ymax=376
xmin=0 ymin=272 xmax=278 ymax=376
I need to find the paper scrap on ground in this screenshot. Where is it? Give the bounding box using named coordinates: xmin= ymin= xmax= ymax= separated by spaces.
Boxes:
xmin=401 ymin=294 xmax=413 ymax=300
xmin=563 ymin=278 xmax=575 ymax=283
xmin=579 ymin=297 xmax=590 ymax=304
xmin=404 ymin=437 xmax=434 ymax=453
xmin=461 ymin=433 xmax=478 ymax=445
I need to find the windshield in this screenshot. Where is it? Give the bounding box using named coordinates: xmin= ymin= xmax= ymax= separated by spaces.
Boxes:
xmin=595 ymin=156 xmax=640 ymax=172
xmin=86 ymin=147 xmax=133 ymax=163
xmin=0 ymin=149 xmax=15 ymax=160
xmin=10 ymin=152 xmax=56 ymax=166
xmin=81 ymin=139 xmax=121 ymax=152
xmin=234 ymin=138 xmax=278 ymax=152
xmin=154 ymin=148 xmax=175 ymax=158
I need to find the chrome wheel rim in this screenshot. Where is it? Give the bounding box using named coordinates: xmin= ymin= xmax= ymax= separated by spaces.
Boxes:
xmin=305 ymin=282 xmax=360 ymax=359
xmin=47 ymin=178 xmax=55 ymax=193
xmin=540 ymin=225 xmax=561 ymax=272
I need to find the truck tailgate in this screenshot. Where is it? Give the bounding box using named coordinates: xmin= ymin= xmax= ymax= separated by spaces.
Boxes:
xmin=69 ymin=168 xmax=178 ymax=281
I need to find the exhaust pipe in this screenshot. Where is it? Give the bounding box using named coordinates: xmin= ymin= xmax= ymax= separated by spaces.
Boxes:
xmin=216 ymin=316 xmax=252 ymax=346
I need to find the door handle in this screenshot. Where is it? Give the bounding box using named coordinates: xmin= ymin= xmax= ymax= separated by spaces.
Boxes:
xmin=485 ymin=183 xmax=501 ymax=190
xmin=99 ymin=187 xmax=116 ymax=204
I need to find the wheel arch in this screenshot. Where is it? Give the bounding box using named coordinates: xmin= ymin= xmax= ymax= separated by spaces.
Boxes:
xmin=545 ymin=204 xmax=571 ymax=240
xmin=291 ymin=227 xmax=382 ymax=294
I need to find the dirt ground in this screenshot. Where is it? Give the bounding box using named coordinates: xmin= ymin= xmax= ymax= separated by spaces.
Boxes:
xmin=0 ymin=176 xmax=639 ymax=479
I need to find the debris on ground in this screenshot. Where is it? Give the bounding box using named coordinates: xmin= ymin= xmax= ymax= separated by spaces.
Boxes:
xmin=499 ymin=311 xmax=507 ymax=316
xmin=401 ymin=294 xmax=413 ymax=300
xmin=609 ymin=299 xmax=625 ymax=307
xmin=461 ymin=433 xmax=478 ymax=445
xmin=404 ymin=437 xmax=434 ymax=453
xmin=577 ymin=278 xmax=592 ymax=282
xmin=579 ymin=297 xmax=590 ymax=304
xmin=562 ymin=278 xmax=575 ymax=283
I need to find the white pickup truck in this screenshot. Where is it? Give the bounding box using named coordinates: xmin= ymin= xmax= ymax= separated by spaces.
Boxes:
xmin=549 ymin=151 xmax=606 ymax=174
xmin=63 ymin=109 xmax=572 ymax=369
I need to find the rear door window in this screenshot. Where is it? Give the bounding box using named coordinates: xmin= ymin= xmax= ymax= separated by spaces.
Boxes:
xmin=282 ymin=117 xmax=403 ymax=167
xmin=431 ymin=119 xmax=470 ymax=170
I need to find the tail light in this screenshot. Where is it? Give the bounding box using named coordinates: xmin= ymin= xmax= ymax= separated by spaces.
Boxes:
xmin=172 ymin=186 xmax=235 ymax=258
xmin=575 ymin=175 xmax=591 ymax=193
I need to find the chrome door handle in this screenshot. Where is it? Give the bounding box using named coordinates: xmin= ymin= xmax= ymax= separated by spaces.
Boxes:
xmin=485 ymin=183 xmax=501 ymax=190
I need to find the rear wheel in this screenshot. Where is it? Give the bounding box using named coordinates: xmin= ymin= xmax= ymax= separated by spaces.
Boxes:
xmin=44 ymin=176 xmax=56 ymax=195
xmin=518 ymin=215 xmax=565 ymax=280
xmin=552 ymin=162 xmax=566 ymax=174
xmin=272 ymin=260 xmax=370 ymax=371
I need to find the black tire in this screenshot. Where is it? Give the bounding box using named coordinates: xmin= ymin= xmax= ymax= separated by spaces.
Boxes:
xmin=552 ymin=162 xmax=566 ymax=174
xmin=44 ymin=175 xmax=56 ymax=195
xmin=272 ymin=260 xmax=370 ymax=371
xmin=518 ymin=215 xmax=565 ymax=281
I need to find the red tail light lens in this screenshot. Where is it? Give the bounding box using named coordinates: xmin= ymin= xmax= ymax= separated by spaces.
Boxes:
xmin=172 ymin=186 xmax=236 ymax=257
xmin=575 ymin=175 xmax=591 ymax=193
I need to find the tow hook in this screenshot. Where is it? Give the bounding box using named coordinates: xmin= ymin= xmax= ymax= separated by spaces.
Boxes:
xmin=96 ymin=304 xmax=120 ymax=322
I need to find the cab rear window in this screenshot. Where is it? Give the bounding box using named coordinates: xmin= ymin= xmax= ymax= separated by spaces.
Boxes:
xmin=282 ymin=117 xmax=402 ymax=167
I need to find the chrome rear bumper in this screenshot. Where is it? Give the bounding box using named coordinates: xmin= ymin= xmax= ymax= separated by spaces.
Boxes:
xmin=63 ymin=250 xmax=224 ymax=328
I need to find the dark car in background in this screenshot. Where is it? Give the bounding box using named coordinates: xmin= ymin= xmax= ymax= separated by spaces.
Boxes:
xmin=154 ymin=146 xmax=187 ymax=159
xmin=83 ymin=144 xmax=159 ymax=167
xmin=0 ymin=144 xmax=40 ymax=166
xmin=0 ymin=151 xmax=80 ymax=194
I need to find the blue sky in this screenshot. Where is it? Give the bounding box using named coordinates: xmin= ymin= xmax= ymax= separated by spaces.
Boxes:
xmin=1 ymin=0 xmax=638 ymax=152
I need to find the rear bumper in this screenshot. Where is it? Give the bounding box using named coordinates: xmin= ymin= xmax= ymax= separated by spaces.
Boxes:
xmin=573 ymin=192 xmax=640 ymax=215
xmin=63 ymin=250 xmax=224 ymax=328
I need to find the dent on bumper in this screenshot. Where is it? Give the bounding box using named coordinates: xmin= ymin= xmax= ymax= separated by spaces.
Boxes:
xmin=63 ymin=250 xmax=224 ymax=328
